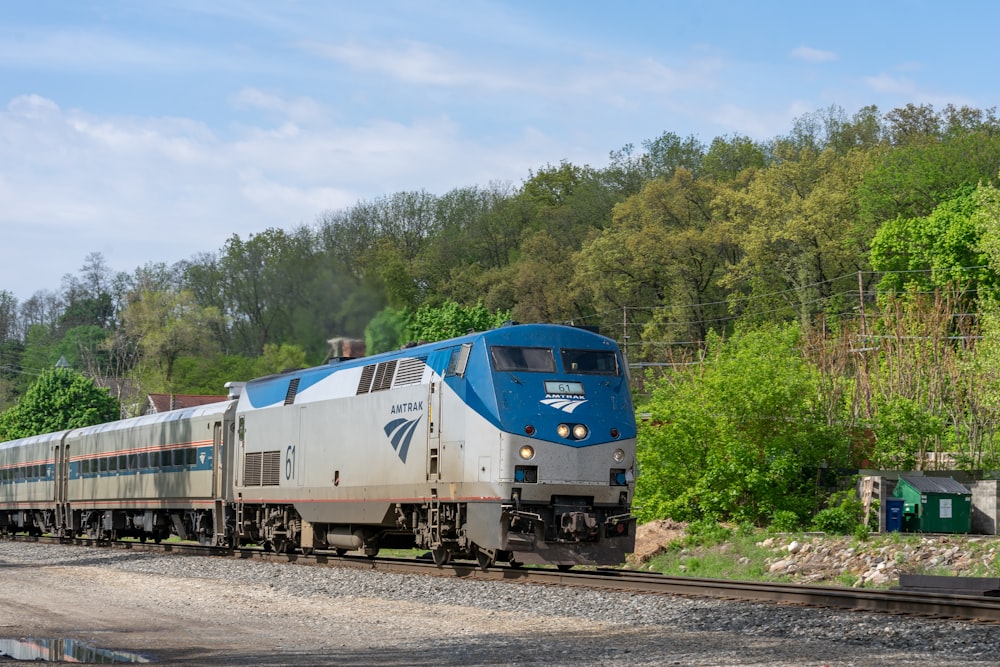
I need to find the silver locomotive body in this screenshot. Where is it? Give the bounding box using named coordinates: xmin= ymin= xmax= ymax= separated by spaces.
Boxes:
xmin=235 ymin=323 xmax=636 ymax=567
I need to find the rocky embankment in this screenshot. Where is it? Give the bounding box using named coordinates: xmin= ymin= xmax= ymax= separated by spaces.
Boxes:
xmin=761 ymin=534 xmax=999 ymax=587
xmin=632 ymin=520 xmax=1000 ymax=588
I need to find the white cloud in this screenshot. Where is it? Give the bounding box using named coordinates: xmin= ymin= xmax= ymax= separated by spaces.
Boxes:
xmin=864 ymin=73 xmax=917 ymax=95
xmin=301 ymin=39 xmax=526 ymax=92
xmin=231 ymin=87 xmax=328 ymax=126
xmin=790 ymin=46 xmax=838 ymax=63
xmin=0 ymin=90 xmax=564 ymax=299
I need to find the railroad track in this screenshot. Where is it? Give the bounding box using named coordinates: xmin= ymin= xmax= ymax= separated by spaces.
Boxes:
xmin=10 ymin=534 xmax=1000 ymax=624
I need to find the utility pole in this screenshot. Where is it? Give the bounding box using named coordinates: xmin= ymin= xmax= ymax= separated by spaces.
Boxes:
xmin=858 ymin=270 xmax=871 ymax=415
xmin=622 ymin=306 xmax=629 ymax=358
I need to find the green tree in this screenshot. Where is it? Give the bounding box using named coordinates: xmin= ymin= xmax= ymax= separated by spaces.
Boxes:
xmin=870 ymin=186 xmax=997 ymax=303
xmin=217 ymin=228 xmax=309 ymax=354
xmin=0 ymin=368 xmax=119 ymax=440
xmin=364 ymin=307 xmax=412 ymax=355
xmin=635 ymin=322 xmax=847 ymax=525
xmin=701 ymin=134 xmax=768 ymax=181
xmin=509 ymin=230 xmax=587 ymax=324
xmin=120 ymin=289 xmax=224 ymax=389
xmin=870 ymin=395 xmax=946 ymax=470
xmin=255 ymin=343 xmax=309 ymax=376
xmin=169 ymin=354 xmax=258 ymax=396
xmin=955 ymin=309 xmax=1000 ymax=470
xmin=858 ymin=104 xmax=1000 ymax=224
xmin=574 ymin=168 xmax=735 ymax=348
xmin=861 ymin=291 xmax=966 ymax=470
xmin=973 ymin=180 xmax=1000 ymax=285
xmin=407 ymin=301 xmax=511 ymax=343
xmin=519 ymin=161 xmax=621 ymax=245
xmin=717 ymin=145 xmax=878 ymax=324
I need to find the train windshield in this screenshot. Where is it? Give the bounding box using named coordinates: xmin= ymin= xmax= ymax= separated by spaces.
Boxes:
xmin=490 ymin=346 xmax=556 ymax=372
xmin=560 ymin=349 xmax=620 ymax=375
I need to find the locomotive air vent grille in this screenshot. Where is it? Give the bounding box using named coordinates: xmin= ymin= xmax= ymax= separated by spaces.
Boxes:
xmin=284 ymin=378 xmax=301 ymax=405
xmin=393 ymin=357 xmax=426 ymax=386
xmin=261 ymin=450 xmax=281 ymax=486
xmin=243 ymin=450 xmax=282 ymax=486
xmin=357 ymin=360 xmax=399 ymax=393
xmin=356 ymin=364 xmax=376 ymax=394
xmin=243 ymin=452 xmax=262 ymax=486
xmin=372 ymin=359 xmax=397 ymax=392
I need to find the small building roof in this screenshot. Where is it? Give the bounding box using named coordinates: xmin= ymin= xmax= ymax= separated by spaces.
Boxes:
xmin=899 ymin=475 xmax=970 ymax=495
xmin=144 ymin=393 xmax=227 ymax=415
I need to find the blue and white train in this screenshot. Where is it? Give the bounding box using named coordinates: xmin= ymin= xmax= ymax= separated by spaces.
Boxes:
xmin=0 ymin=323 xmax=637 ymax=568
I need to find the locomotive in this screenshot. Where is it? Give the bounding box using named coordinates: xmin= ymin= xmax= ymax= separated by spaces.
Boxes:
xmin=0 ymin=323 xmax=637 ymax=568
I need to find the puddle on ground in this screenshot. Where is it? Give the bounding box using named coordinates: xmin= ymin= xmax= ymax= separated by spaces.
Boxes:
xmin=0 ymin=637 xmax=150 ymax=663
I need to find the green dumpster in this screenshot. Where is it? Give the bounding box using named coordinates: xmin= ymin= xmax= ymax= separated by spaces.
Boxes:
xmin=893 ymin=475 xmax=972 ymax=533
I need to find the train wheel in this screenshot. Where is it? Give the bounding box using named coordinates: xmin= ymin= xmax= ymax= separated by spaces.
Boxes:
xmin=431 ymin=547 xmax=451 ymax=567
xmin=475 ymin=547 xmax=494 ymax=571
xmin=334 ymin=548 xmax=348 ymax=556
xmin=273 ymin=537 xmax=296 ymax=554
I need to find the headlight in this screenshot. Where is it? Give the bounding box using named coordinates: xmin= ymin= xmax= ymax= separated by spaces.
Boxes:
xmin=613 ymin=448 xmax=625 ymax=463
xmin=557 ymin=423 xmax=589 ymax=440
xmin=519 ymin=445 xmax=535 ymax=460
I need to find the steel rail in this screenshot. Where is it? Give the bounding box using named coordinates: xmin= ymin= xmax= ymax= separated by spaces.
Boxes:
xmin=8 ymin=535 xmax=1000 ymax=623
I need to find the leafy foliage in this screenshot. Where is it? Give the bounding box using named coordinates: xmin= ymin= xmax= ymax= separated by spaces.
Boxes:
xmin=407 ymin=301 xmax=511 ymax=344
xmin=635 ymin=322 xmax=847 ymax=525
xmin=0 ymin=368 xmax=120 ymax=440
xmin=870 ymin=186 xmax=997 ymax=303
xmin=809 ymin=489 xmax=866 ymax=535
xmin=364 ymin=307 xmax=412 ymax=355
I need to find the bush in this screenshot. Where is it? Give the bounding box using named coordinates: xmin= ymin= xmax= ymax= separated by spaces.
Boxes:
xmin=810 ymin=506 xmax=856 ymax=534
xmin=769 ymin=510 xmax=801 ymax=532
xmin=809 ymin=488 xmax=865 ymax=535
xmin=683 ymin=519 xmax=733 ymax=547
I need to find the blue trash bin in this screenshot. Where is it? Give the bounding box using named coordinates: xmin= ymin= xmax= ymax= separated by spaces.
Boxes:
xmin=885 ymin=498 xmax=904 ymax=532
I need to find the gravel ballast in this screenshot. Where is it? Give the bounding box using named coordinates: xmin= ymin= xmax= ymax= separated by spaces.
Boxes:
xmin=0 ymin=541 xmax=998 ymax=666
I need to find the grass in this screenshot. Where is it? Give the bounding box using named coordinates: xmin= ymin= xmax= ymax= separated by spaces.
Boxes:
xmin=635 ymin=526 xmax=1000 ymax=588
xmin=637 ymin=529 xmax=777 ymax=581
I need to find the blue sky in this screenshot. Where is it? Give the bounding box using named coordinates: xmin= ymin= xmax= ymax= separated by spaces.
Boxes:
xmin=1 ymin=0 xmax=995 ymax=302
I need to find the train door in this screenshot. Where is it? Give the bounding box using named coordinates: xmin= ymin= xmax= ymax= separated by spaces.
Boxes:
xmin=53 ymin=434 xmax=69 ymax=537
xmin=427 ymin=378 xmax=441 ymax=481
xmin=212 ymin=420 xmax=225 ymax=539
xmin=428 ymin=343 xmax=470 ymax=482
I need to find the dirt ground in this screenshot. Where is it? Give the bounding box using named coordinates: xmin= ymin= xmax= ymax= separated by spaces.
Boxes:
xmin=629 ymin=519 xmax=687 ymax=564
xmin=0 ymin=522 xmax=686 ymax=665
xmin=0 ymin=547 xmax=671 ymax=666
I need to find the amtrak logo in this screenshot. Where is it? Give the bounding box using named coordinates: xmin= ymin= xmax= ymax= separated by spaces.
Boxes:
xmin=541 ymin=395 xmax=588 ymax=413
xmin=384 ymin=415 xmax=422 ymax=463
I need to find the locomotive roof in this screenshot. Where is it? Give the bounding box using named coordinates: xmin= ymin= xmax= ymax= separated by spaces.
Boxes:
xmin=245 ymin=322 xmax=618 ymax=388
